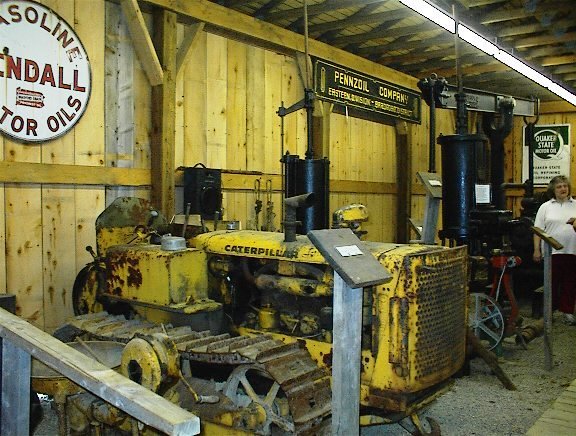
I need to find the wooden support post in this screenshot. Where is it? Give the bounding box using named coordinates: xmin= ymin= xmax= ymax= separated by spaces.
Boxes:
xmin=312 ymin=101 xmax=333 ymax=159
xmin=332 ymin=273 xmax=362 ymax=436
xmin=1 ymin=339 xmax=31 ymax=436
xmin=308 ymin=229 xmax=391 ymax=436
xmin=417 ymin=172 xmax=442 ymax=244
xmin=395 ymin=121 xmax=410 ymax=243
xmin=543 ymin=242 xmax=553 ymax=370
xmin=151 ymin=10 xmax=177 ymax=219
xmin=531 ymin=226 xmax=563 ymax=371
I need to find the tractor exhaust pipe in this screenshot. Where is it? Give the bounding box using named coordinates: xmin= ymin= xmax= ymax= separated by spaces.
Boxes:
xmin=284 ymin=193 xmax=315 ymax=242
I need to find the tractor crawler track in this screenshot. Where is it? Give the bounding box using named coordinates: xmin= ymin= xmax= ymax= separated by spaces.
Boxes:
xmin=58 ymin=312 xmax=331 ymax=434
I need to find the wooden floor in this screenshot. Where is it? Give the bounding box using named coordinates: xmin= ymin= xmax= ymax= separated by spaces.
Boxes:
xmin=527 ymin=378 xmax=576 ymax=435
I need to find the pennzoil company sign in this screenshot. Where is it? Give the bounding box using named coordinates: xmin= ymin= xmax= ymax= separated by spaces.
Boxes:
xmin=0 ymin=0 xmax=91 ymax=143
xmin=313 ymin=58 xmax=420 ymax=124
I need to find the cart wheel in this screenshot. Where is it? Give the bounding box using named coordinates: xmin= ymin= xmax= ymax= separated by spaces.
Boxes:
xmin=72 ymin=264 xmax=105 ymax=315
xmin=468 ymin=292 xmax=505 ymax=350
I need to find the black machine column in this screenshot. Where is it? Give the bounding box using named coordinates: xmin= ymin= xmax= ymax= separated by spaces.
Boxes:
xmin=282 ymin=153 xmax=330 ymax=234
xmin=438 ymin=133 xmax=486 ymax=245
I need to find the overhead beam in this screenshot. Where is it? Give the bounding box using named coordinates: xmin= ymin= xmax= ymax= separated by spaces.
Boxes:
xmin=382 ymin=45 xmax=477 ymax=65
xmin=254 ymin=0 xmax=285 ymax=18
xmin=512 ymin=32 xmax=576 ymax=49
xmin=400 ymin=52 xmax=494 ymax=76
xmin=465 ymin=0 xmax=508 ymax=7
xmin=143 ymin=0 xmax=419 ymax=89
xmin=262 ymin=0 xmax=383 ymax=22
xmin=357 ymin=32 xmax=452 ymax=58
xmin=539 ymin=54 xmax=576 ymax=67
xmin=329 ymin=21 xmax=437 ymax=47
xmin=311 ymin=7 xmax=407 ymax=36
xmin=480 ymin=1 xmax=575 ymax=24
xmin=418 ymin=61 xmax=510 ymax=83
xmin=495 ymin=18 xmax=575 ymax=38
xmin=120 ymin=0 xmax=164 ymax=85
xmin=553 ymin=64 xmax=576 ymax=75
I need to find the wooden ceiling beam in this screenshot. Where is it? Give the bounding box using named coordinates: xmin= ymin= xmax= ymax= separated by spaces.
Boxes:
xmin=495 ymin=18 xmax=575 ymax=38
xmin=496 ymin=23 xmax=550 ymax=38
xmin=512 ymin=31 xmax=576 ymax=49
xmin=261 ymin=0 xmax=383 ymax=22
xmin=253 ymin=0 xmax=285 ymax=18
xmin=464 ymin=0 xmax=507 ymax=7
xmin=380 ymin=44 xmax=477 ymax=64
xmin=539 ymin=55 xmax=576 ymax=67
xmin=311 ymin=7 xmax=406 ymax=36
xmin=315 ymin=3 xmax=384 ymax=41
xmin=329 ymin=21 xmax=437 ymax=47
xmin=358 ymin=32 xmax=454 ymax=57
xmin=417 ymin=61 xmax=510 ymax=82
xmin=553 ymin=65 xmax=576 ymax=75
xmin=480 ymin=1 xmax=574 ymax=24
xmin=400 ymin=52 xmax=494 ymax=76
xmin=521 ymin=45 xmax=573 ymax=59
xmin=216 ymin=0 xmax=247 ymax=7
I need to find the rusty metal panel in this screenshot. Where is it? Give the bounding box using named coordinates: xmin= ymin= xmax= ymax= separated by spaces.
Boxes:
xmin=105 ymin=245 xmax=208 ymax=306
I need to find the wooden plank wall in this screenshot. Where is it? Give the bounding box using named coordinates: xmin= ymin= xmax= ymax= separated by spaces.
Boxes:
xmin=1 ymin=0 xmax=574 ymax=332
xmin=0 ymin=0 xmax=106 ymax=331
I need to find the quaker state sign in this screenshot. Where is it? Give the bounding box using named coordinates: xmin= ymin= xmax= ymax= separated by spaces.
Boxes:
xmin=522 ymin=124 xmax=571 ymax=186
xmin=0 ymin=0 xmax=92 ymax=143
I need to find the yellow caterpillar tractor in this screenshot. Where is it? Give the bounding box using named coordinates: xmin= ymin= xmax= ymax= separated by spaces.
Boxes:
xmin=56 ymin=196 xmax=468 ymax=435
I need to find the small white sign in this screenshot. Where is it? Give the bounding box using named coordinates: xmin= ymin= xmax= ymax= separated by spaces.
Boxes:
xmin=429 ymin=179 xmax=442 ymax=187
xmin=475 ymin=184 xmax=491 ymax=205
xmin=0 ymin=0 xmax=92 ymax=143
xmin=335 ymin=245 xmax=363 ymax=257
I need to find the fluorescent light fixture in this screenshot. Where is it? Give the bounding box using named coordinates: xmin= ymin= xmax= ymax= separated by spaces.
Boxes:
xmin=494 ymin=51 xmax=553 ymax=88
xmin=547 ymin=83 xmax=576 ymax=106
xmin=399 ymin=0 xmax=455 ymax=33
xmin=458 ymin=24 xmax=498 ymax=56
xmin=398 ymin=0 xmax=576 ymax=106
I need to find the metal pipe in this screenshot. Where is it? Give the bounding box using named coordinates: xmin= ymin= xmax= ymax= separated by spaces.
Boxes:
xmin=284 ymin=193 xmax=315 ymax=242
xmin=429 ymin=80 xmax=436 ymax=173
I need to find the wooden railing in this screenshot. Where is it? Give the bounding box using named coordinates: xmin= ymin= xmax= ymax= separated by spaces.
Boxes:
xmin=0 ymin=308 xmax=199 ymax=435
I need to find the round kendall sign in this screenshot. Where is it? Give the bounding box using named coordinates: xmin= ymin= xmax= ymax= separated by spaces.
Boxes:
xmin=0 ymin=0 xmax=91 ymax=143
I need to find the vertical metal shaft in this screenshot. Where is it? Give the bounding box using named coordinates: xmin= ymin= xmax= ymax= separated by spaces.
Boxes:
xmin=543 ymin=244 xmax=553 ymax=370
xmin=453 ymin=5 xmax=468 ymax=134
xmin=429 ymin=84 xmax=436 ymax=172
xmin=303 ymin=0 xmax=314 ymax=159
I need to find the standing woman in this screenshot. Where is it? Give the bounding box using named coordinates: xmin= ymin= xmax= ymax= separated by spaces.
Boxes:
xmin=533 ymin=175 xmax=576 ymax=324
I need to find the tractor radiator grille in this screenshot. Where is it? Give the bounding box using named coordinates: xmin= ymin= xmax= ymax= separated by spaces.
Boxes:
xmin=412 ymin=248 xmax=467 ymax=381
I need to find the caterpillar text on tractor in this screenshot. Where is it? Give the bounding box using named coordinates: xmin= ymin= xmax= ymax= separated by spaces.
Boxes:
xmin=55 ymin=196 xmax=469 ymax=435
